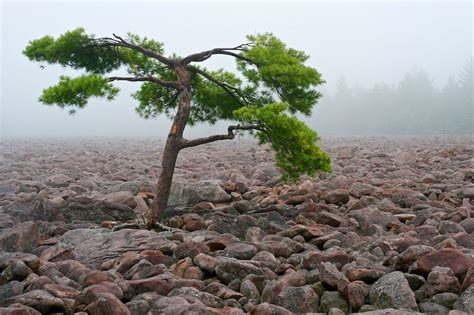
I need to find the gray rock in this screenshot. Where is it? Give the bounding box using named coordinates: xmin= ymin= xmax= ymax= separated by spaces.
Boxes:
xmin=320 ymin=291 xmax=349 ymax=313
xmin=59 ymin=196 xmax=136 ymax=223
xmin=102 ymin=191 xmax=137 ymax=208
xmin=438 ymin=221 xmax=465 ymax=234
xmin=350 ymin=207 xmax=400 ymax=232
xmin=46 ymin=174 xmax=72 ymax=188
xmin=0 ymin=183 xmax=19 ymax=196
xmin=183 ymin=180 xmax=232 ymax=204
xmin=3 ymin=197 xmax=58 ymax=222
xmin=224 ymin=243 xmax=258 ymax=260
xmin=215 ymin=257 xmax=267 ymax=284
xmin=453 ymin=284 xmax=474 ymax=313
xmin=0 ymin=281 xmax=24 ymax=304
xmin=275 ymin=285 xmax=320 ymax=313
xmin=369 ymin=271 xmax=417 ymax=310
xmin=40 ymin=228 xmax=168 ymax=268
xmin=250 ymin=163 xmax=281 ymax=183
xmin=0 ymin=221 xmax=40 ymax=253
xmin=319 ymin=262 xmax=350 ymax=292
xmin=3 ymin=289 xmax=65 ymax=313
xmin=418 ymin=302 xmax=449 ymax=314
xmin=430 ymin=292 xmax=459 ymax=309
xmin=168 ymin=286 xmax=224 ymax=308
xmin=0 ymin=213 xmax=19 ymax=229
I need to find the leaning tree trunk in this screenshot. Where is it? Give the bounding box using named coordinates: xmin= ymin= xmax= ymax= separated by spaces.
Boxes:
xmin=148 ymin=64 xmax=191 ymax=229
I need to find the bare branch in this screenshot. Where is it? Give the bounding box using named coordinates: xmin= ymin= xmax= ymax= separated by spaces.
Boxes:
xmin=89 ymin=35 xmax=175 ymax=67
xmin=182 ymin=43 xmax=256 ymax=64
xmin=212 ymin=51 xmax=256 ymax=64
xmin=107 ymin=76 xmax=180 ymax=89
xmin=180 ymin=124 xmax=263 ymax=149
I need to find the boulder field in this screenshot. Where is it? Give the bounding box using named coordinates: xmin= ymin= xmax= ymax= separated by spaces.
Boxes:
xmin=0 ymin=136 xmax=473 ymax=314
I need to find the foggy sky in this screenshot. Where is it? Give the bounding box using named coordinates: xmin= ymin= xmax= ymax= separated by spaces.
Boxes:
xmin=1 ymin=1 xmax=472 ymax=138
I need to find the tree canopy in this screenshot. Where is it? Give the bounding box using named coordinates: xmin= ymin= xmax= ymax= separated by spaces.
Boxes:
xmin=24 ymin=28 xmax=331 ymax=180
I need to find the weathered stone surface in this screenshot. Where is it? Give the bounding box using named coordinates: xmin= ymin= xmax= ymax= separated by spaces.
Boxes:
xmin=350 ymin=207 xmax=400 ymax=232
xmin=119 ymin=273 xmax=203 ymax=300
xmin=0 ymin=281 xmax=24 ymax=303
xmin=59 ymin=197 xmax=136 ymax=223
xmin=0 ymin=304 xmax=41 ymax=315
xmin=250 ymin=302 xmax=292 ymax=315
xmin=320 ymin=291 xmax=350 ymax=313
xmin=3 ymin=197 xmax=58 ymax=222
xmin=275 ymin=285 xmax=320 ymax=313
xmin=410 ymin=248 xmax=473 ymax=278
xmin=193 ymin=253 xmax=218 ymax=274
xmin=41 ymin=228 xmax=168 ymax=268
xmin=168 ymin=286 xmax=225 ymax=308
xmin=150 ymin=295 xmax=221 ymax=315
xmin=173 ymin=241 xmax=210 ymax=260
xmin=44 ymin=283 xmax=80 ymax=299
xmin=396 ymin=245 xmax=436 ymax=269
xmin=453 ymin=283 xmax=474 ymax=313
xmin=85 ymin=292 xmax=131 ymax=315
xmin=3 ymin=136 xmax=474 ymax=315
xmin=0 ymin=222 xmax=40 ymax=253
xmin=79 ymin=281 xmax=123 ymax=305
xmin=319 ymin=262 xmax=350 ymax=292
xmin=215 ymin=258 xmax=266 ymax=284
xmin=346 ymin=281 xmax=369 ymax=310
xmin=3 ymin=289 xmax=65 ymax=313
xmin=240 ymin=279 xmax=261 ymax=301
xmin=303 ymin=250 xmax=350 ymax=270
xmin=102 ymin=191 xmax=137 ymax=209
xmin=205 ymin=282 xmax=243 ymax=300
xmin=224 ymin=243 xmax=258 ymax=260
xmin=325 ymin=190 xmax=350 ymax=205
xmin=183 ymin=180 xmax=232 ymax=204
xmin=417 ymin=266 xmax=461 ymax=298
xmin=369 ymin=271 xmax=417 ymax=310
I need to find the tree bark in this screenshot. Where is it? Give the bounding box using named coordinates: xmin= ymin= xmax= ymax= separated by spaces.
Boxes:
xmin=148 ymin=63 xmax=191 ymax=228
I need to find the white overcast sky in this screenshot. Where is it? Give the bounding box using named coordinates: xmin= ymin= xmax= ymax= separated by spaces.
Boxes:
xmin=0 ymin=1 xmax=472 ymax=138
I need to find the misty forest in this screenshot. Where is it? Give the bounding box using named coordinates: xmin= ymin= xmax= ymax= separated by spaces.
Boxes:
xmin=0 ymin=2 xmax=473 ymax=315
xmin=314 ymin=62 xmax=473 ymax=135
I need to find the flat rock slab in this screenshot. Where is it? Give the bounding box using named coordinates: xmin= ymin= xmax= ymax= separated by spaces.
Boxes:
xmin=41 ymin=228 xmax=169 ymax=268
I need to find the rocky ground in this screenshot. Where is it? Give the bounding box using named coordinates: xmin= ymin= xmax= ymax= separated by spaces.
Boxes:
xmin=0 ymin=136 xmax=473 ymax=315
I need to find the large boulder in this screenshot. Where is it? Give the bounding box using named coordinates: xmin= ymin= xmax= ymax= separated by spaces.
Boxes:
xmin=250 ymin=163 xmax=281 ymax=184
xmin=350 ymin=207 xmax=400 ymax=232
xmin=2 ymin=290 xmax=66 ymax=313
xmin=168 ymin=180 xmax=231 ymax=205
xmin=3 ymin=196 xmax=58 ymax=222
xmin=215 ymin=257 xmax=267 ymax=284
xmin=59 ymin=196 xmax=136 ymax=223
xmin=275 ymin=285 xmax=320 ymax=313
xmin=102 ymin=191 xmax=137 ymax=209
xmin=369 ymin=271 xmax=417 ymax=310
xmin=0 ymin=221 xmax=40 ymax=253
xmin=183 ymin=180 xmax=232 ymax=204
xmin=409 ymin=248 xmax=473 ymax=278
xmin=40 ymin=228 xmax=168 ymax=268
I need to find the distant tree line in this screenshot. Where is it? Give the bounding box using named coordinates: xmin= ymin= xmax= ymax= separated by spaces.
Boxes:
xmin=311 ymin=59 xmax=473 ymax=135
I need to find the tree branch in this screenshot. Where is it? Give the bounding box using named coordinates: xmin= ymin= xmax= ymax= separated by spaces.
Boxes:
xmin=182 ymin=44 xmax=255 ymax=64
xmin=187 ymin=65 xmax=249 ymax=106
xmin=107 ymin=76 xmax=180 ymax=89
xmin=89 ymin=35 xmax=175 ymax=67
xmin=180 ymin=124 xmax=263 ymax=149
